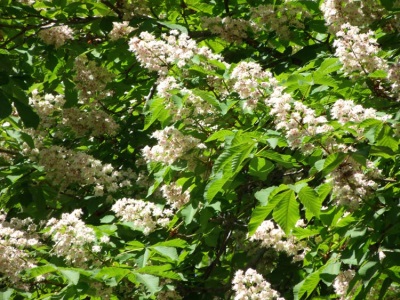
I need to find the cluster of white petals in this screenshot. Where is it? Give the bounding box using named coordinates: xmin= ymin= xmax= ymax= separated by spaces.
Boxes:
xmin=387 ymin=62 xmax=400 ymax=94
xmin=156 ymin=77 xmax=217 ymax=125
xmin=321 ymin=0 xmax=384 ymax=34
xmin=111 ymin=198 xmax=173 ymax=235
xmin=333 ymin=24 xmax=387 ymax=76
xmin=249 ymin=220 xmax=308 ymax=261
xmin=62 ymin=107 xmax=119 ymax=137
xmin=16 ymin=0 xmax=35 ymax=4
xmin=0 ymin=214 xmax=39 ymax=286
xmin=122 ymin=0 xmax=152 ymax=19
xmin=333 ymin=269 xmax=355 ymax=300
xmin=232 ymin=268 xmax=285 ymax=300
xmin=128 ymin=30 xmax=224 ymax=75
xmin=73 ymin=55 xmax=115 ymax=102
xmin=330 ymin=99 xmax=388 ymax=124
xmin=109 ymin=21 xmax=134 ymax=40
xmin=230 ymin=61 xmax=277 ymax=109
xmin=250 ymin=3 xmax=309 ymax=40
xmin=29 ymin=89 xmax=65 ymax=129
xmin=46 ymin=209 xmax=105 ymax=266
xmin=38 ymin=25 xmax=74 ymax=48
xmin=266 ymin=86 xmax=332 ymax=151
xmin=142 ymin=126 xmax=204 ymax=165
xmin=32 ymin=145 xmax=119 ymax=193
xmin=201 ymin=16 xmax=250 ymax=43
xmin=328 ymin=159 xmax=381 ymax=210
xmin=29 ymin=90 xmax=119 ymax=137
xmin=160 ymin=183 xmax=190 ymax=210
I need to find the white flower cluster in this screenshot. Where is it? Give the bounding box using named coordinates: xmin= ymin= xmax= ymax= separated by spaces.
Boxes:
xmin=17 ymin=0 xmax=35 ymax=4
xmin=33 ymin=145 xmax=119 ymax=193
xmin=160 ymin=183 xmax=190 ymax=210
xmin=0 ymin=214 xmax=39 ymax=286
xmin=122 ymin=0 xmax=152 ymax=20
xmin=46 ymin=209 xmax=107 ymax=266
xmin=250 ymin=3 xmax=309 ymax=40
xmin=328 ymin=159 xmax=381 ymax=210
xmin=109 ymin=21 xmax=134 ymax=41
xmin=156 ymin=77 xmax=217 ymax=126
xmin=38 ymin=25 xmax=74 ymax=48
xmin=128 ymin=30 xmax=224 ymax=76
xmin=111 ymin=198 xmax=173 ymax=235
xmin=333 ymin=23 xmax=387 ymax=76
xmin=333 ymin=269 xmax=355 ymax=300
xmin=73 ymin=55 xmax=115 ymax=102
xmin=333 ymin=268 xmax=382 ymax=300
xmin=249 ymin=220 xmax=308 ymax=262
xmin=266 ymin=86 xmax=332 ymax=151
xmin=387 ymin=62 xmax=400 ymax=94
xmin=29 ymin=89 xmax=119 ymax=138
xmin=230 ymin=61 xmax=277 ymax=109
xmin=142 ymin=126 xmax=204 ymax=165
xmin=62 ymin=107 xmax=119 ymax=137
xmin=321 ymin=0 xmax=384 ymax=34
xmin=330 ymin=99 xmax=388 ymax=125
xmin=232 ymin=268 xmax=285 ymax=300
xmin=201 ymin=16 xmax=250 ymax=43
xmin=29 ymin=89 xmax=65 ymax=130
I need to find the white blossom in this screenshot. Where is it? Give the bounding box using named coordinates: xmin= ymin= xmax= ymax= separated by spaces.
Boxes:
xmin=39 ymin=25 xmax=74 ymax=48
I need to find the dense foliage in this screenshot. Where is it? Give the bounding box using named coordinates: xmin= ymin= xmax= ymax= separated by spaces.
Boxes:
xmin=1 ymin=0 xmax=400 ymax=299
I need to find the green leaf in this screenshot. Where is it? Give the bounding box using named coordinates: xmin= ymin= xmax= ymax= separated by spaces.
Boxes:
xmin=205 ymin=130 xmax=234 ymax=142
xmin=59 ymin=269 xmax=80 ymax=285
xmin=157 ymin=21 xmax=188 ymax=34
xmin=294 ymin=257 xmax=339 ymax=300
xmin=376 ymin=124 xmax=398 ymax=151
xmin=298 ymin=185 xmax=322 ymax=217
xmin=13 ymin=100 xmax=40 ymax=128
xmin=273 ymin=189 xmax=299 ymax=234
xmin=249 ymin=185 xmax=290 ymax=236
xmin=293 ymin=269 xmax=321 ymax=300
xmin=204 ymin=171 xmax=229 ymax=202
xmin=315 ymin=152 xmax=346 ymax=176
xmin=137 ymin=265 xmax=183 ymax=280
xmin=153 ymin=239 xmax=188 ymax=248
xmin=181 ymin=203 xmax=198 ymax=224
xmin=94 ymin=267 xmax=130 ymax=283
xmin=316 ymin=183 xmax=332 ymax=202
xmin=0 ymin=90 xmax=12 ymax=119
xmin=254 ymin=186 xmax=277 ymax=206
xmin=0 ymin=289 xmax=14 ymax=300
xmin=316 ymin=58 xmax=341 ymax=75
xmin=192 ymin=89 xmax=220 ymax=108
xmin=249 ymin=157 xmax=274 ymax=180
xmin=29 ymin=265 xmax=58 ymax=278
xmin=368 ymin=69 xmax=387 ymax=78
xmin=260 ymin=150 xmax=300 ymax=168
xmin=151 ymin=246 xmax=178 ymax=261
xmin=134 ymin=273 xmax=160 ymax=294
xmin=100 ymin=215 xmax=115 ymax=223
xmin=143 ymin=98 xmax=169 ymax=130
